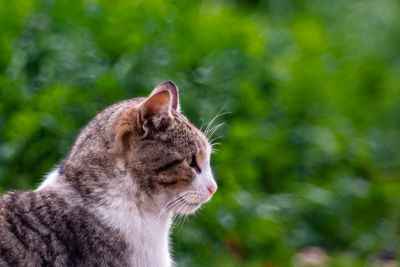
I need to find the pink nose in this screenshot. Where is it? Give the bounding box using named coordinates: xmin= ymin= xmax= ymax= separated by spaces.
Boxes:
xmin=207 ymin=184 xmax=217 ymax=195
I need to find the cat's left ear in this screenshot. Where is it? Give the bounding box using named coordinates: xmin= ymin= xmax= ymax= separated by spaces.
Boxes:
xmin=150 ymin=81 xmax=180 ymax=112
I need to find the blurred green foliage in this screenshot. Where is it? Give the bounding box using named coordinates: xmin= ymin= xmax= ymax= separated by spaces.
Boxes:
xmin=1 ymin=0 xmax=400 ymax=266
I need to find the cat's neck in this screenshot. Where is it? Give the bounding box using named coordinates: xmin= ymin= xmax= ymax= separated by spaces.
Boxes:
xmin=94 ymin=188 xmax=173 ymax=267
xmin=37 ymin=168 xmax=174 ymax=267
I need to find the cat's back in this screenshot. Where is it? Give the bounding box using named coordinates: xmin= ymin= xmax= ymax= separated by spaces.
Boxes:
xmin=0 ymin=190 xmax=128 ymax=266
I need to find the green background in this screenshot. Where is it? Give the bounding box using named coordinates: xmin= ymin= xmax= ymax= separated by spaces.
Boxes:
xmin=1 ymin=0 xmax=400 ymax=266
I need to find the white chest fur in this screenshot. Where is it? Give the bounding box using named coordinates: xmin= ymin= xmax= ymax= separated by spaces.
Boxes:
xmin=96 ymin=195 xmax=173 ymax=267
xmin=37 ymin=169 xmax=173 ymax=267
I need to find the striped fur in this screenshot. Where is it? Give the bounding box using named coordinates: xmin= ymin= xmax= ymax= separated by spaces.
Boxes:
xmin=0 ymin=191 xmax=127 ymax=266
xmin=0 ymin=81 xmax=217 ymax=266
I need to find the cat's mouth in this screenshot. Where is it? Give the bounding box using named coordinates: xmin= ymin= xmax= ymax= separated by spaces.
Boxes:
xmin=177 ymin=195 xmax=201 ymax=207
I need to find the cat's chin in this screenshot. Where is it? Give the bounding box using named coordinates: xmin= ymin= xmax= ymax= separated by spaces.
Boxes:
xmin=174 ymin=205 xmax=201 ymax=215
xmin=173 ymin=195 xmax=205 ymax=214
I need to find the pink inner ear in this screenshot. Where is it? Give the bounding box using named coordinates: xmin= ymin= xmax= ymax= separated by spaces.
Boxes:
xmin=141 ymin=90 xmax=172 ymax=121
xmin=151 ymin=81 xmax=180 ymax=111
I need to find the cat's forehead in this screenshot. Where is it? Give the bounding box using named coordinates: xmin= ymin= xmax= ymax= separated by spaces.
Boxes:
xmin=168 ymin=112 xmax=209 ymax=152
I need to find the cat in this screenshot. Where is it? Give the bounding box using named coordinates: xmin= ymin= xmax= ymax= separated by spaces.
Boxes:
xmin=0 ymin=81 xmax=217 ymax=267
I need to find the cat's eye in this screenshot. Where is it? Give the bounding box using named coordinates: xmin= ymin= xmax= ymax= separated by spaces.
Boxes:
xmin=189 ymin=154 xmax=201 ymax=174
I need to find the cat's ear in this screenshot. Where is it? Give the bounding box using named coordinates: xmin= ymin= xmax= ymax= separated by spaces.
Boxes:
xmin=115 ymin=90 xmax=173 ymax=152
xmin=136 ymin=89 xmax=174 ymax=137
xmin=150 ymin=81 xmax=180 ymax=112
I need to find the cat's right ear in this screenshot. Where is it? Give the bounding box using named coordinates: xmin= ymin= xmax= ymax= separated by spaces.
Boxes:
xmin=135 ymin=90 xmax=174 ymax=137
xmin=115 ymin=88 xmax=173 ymax=154
xmin=150 ymin=81 xmax=180 ymax=112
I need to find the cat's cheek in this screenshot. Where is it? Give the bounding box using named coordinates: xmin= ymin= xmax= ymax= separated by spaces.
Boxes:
xmin=194 ymin=143 xmax=218 ymax=201
xmin=193 ymin=166 xmax=217 ymax=202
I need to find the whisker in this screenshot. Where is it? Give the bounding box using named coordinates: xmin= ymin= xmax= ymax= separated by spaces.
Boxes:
xmin=211 ymin=147 xmax=220 ymax=154
xmin=207 ymin=122 xmax=225 ymax=139
xmin=173 ymin=203 xmax=188 ymax=231
xmin=159 ymin=194 xmax=184 ymax=217
xmin=159 ymin=190 xmax=206 ymax=217
xmin=203 ymin=107 xmax=229 ymax=139
xmin=210 ymin=137 xmax=222 ymax=145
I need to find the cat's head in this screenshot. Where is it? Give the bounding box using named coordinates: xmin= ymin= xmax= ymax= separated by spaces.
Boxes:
xmin=115 ymin=81 xmax=217 ymax=215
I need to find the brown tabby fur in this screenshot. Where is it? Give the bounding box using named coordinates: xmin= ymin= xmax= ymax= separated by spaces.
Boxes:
xmin=0 ymin=81 xmax=216 ymax=266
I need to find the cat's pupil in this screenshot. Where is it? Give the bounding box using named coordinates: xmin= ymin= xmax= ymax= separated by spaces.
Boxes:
xmin=189 ymin=154 xmax=201 ymax=174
